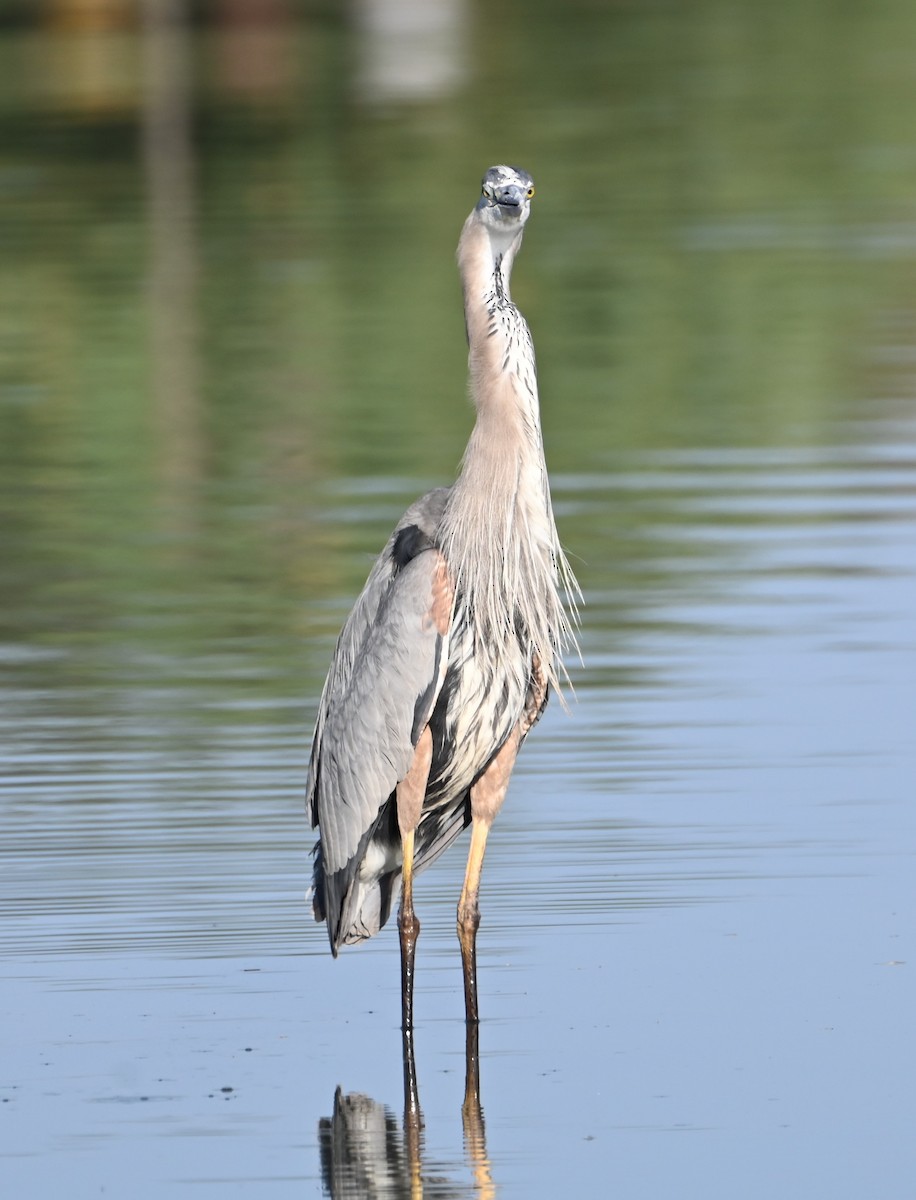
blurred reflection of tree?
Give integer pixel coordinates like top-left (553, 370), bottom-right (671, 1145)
top-left (140, 0), bottom-right (203, 503)
top-left (42, 0), bottom-right (138, 113)
top-left (211, 0), bottom-right (296, 103)
top-left (352, 0), bottom-right (468, 105)
top-left (46, 0), bottom-right (134, 32)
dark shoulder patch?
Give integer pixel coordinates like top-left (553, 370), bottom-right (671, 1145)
top-left (392, 523), bottom-right (434, 569)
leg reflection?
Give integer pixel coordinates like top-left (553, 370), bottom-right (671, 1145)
top-left (402, 1021), bottom-right (424, 1198)
top-left (461, 1020), bottom-right (495, 1200)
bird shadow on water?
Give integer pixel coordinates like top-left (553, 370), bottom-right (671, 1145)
top-left (318, 1023), bottom-right (494, 1199)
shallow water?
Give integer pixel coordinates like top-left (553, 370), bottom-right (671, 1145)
top-left (5, 433), bottom-right (915, 1199)
top-left (2, 4), bottom-right (916, 1198)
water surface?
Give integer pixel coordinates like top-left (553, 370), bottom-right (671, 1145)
top-left (2, 3), bottom-right (915, 1197)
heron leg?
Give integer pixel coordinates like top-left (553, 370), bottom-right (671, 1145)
top-left (397, 727), bottom-right (433, 1032)
top-left (457, 818), bottom-right (488, 1027)
top-left (399, 826), bottom-right (420, 1033)
top-left (457, 728), bottom-right (521, 1025)
top-left (401, 1018), bottom-right (422, 1137)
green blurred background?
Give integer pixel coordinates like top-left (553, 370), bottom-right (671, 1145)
top-left (1, 0), bottom-right (914, 710)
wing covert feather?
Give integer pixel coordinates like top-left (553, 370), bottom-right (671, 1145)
top-left (306, 488), bottom-right (449, 825)
top-left (311, 546), bottom-right (453, 875)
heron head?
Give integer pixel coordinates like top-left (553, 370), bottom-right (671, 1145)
top-left (476, 165), bottom-right (535, 234)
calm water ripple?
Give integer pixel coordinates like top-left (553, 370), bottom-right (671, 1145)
top-left (3, 433), bottom-right (914, 980)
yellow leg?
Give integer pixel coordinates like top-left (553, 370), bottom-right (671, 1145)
top-left (399, 827), bottom-right (420, 1033)
top-left (457, 817), bottom-right (491, 1025)
top-left (397, 727), bottom-right (432, 1033)
top-left (457, 727), bottom-right (520, 1024)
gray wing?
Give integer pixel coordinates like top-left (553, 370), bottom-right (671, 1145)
top-left (307, 489), bottom-right (452, 946)
top-left (306, 488), bottom-right (449, 827)
top-left (313, 546), bottom-right (453, 874)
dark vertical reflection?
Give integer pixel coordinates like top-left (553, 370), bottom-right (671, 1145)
top-left (318, 1026), bottom-right (494, 1197)
top-left (140, 0), bottom-right (202, 501)
top-left (461, 1022), bottom-right (494, 1200)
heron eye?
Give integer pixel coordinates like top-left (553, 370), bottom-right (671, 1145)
top-left (526, 186), bottom-right (535, 198)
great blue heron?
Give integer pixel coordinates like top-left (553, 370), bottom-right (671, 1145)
top-left (307, 165), bottom-right (578, 1031)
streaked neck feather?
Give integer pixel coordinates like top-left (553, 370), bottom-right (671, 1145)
top-left (441, 213), bottom-right (579, 696)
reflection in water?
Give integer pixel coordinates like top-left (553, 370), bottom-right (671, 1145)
top-left (459, 1025), bottom-right (493, 1200)
top-left (212, 0), bottom-right (297, 103)
top-left (319, 1025), bottom-right (493, 1199)
top-left (320, 1090), bottom-right (409, 1199)
top-left (352, 0), bottom-right (468, 105)
top-left (42, 0), bottom-right (139, 114)
top-left (140, 0), bottom-right (202, 500)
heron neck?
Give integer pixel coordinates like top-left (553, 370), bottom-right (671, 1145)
top-left (442, 216), bottom-right (561, 662)
top-left (458, 215), bottom-right (522, 367)
top-left (451, 215), bottom-right (546, 512)
top-left (456, 217), bottom-right (537, 432)
top-left (440, 210), bottom-right (578, 693)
